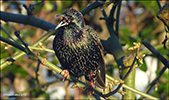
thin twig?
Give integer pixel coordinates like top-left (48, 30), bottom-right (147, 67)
top-left (22, 0), bottom-right (44, 15)
top-left (115, 1), bottom-right (122, 37)
top-left (0, 29), bottom-right (58, 70)
top-left (0, 36), bottom-right (27, 53)
top-left (14, 31), bottom-right (38, 59)
top-left (106, 3), bottom-right (117, 37)
top-left (35, 59), bottom-right (41, 86)
top-left (28, 46), bottom-right (55, 53)
top-left (1, 25), bottom-right (18, 44)
top-left (156, 0), bottom-right (161, 9)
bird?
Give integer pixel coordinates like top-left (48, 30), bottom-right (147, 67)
top-left (53, 8), bottom-right (106, 95)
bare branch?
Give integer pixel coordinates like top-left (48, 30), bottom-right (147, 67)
top-left (0, 11), bottom-right (56, 31)
top-left (142, 39), bottom-right (168, 68)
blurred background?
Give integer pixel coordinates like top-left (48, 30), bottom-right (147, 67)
top-left (1, 0), bottom-right (168, 99)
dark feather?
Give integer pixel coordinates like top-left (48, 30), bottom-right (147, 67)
top-left (53, 8), bottom-right (105, 89)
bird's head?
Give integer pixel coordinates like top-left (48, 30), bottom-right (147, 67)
top-left (55, 8), bottom-right (85, 30)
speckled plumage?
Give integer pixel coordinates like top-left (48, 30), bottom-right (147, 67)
top-left (53, 8), bottom-right (105, 89)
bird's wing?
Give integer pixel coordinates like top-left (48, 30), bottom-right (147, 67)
top-left (85, 25), bottom-right (106, 88)
top-left (95, 40), bottom-right (106, 89)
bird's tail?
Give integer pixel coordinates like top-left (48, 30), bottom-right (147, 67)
top-left (95, 57), bottom-right (106, 89)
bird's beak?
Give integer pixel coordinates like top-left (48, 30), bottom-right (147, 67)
top-left (55, 14), bottom-right (68, 30)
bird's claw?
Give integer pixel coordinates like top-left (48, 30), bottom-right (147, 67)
top-left (85, 83), bottom-right (94, 96)
top-left (85, 71), bottom-right (94, 96)
top-left (61, 70), bottom-right (69, 81)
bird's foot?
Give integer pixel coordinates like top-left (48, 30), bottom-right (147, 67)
top-left (85, 71), bottom-right (94, 96)
top-left (61, 70), bottom-right (69, 81)
top-left (85, 80), bottom-right (94, 95)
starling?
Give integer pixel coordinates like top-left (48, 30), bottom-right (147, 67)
top-left (53, 8), bottom-right (106, 95)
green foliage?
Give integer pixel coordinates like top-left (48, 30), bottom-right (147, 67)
top-left (139, 59), bottom-right (147, 72)
top-left (120, 26), bottom-right (134, 46)
top-left (139, 23), bottom-right (158, 41)
top-left (44, 2), bottom-right (54, 11)
top-left (31, 88), bottom-right (49, 98)
top-left (138, 1), bottom-right (159, 16)
top-left (3, 63), bottom-right (28, 78)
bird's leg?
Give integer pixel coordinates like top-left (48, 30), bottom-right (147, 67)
top-left (61, 70), bottom-right (69, 81)
top-left (85, 71), bottom-right (94, 95)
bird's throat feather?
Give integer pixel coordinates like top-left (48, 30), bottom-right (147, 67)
top-left (62, 26), bottom-right (89, 49)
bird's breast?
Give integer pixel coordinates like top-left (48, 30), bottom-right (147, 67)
top-left (62, 28), bottom-right (89, 49)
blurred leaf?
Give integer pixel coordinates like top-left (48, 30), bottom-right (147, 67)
top-left (139, 59), bottom-right (147, 72)
top-left (158, 48), bottom-right (168, 55)
top-left (138, 1), bottom-right (158, 16)
top-left (44, 2), bottom-right (54, 11)
top-left (31, 88), bottom-right (48, 98)
top-left (61, 1), bottom-right (73, 8)
top-left (20, 28), bottom-right (35, 44)
top-left (151, 68), bottom-right (169, 98)
top-left (120, 27), bottom-right (132, 40)
top-left (1, 24), bottom-right (11, 38)
top-left (2, 63), bottom-right (27, 78)
top-left (0, 44), bottom-right (8, 59)
top-left (120, 26), bottom-right (135, 46)
top-left (153, 82), bottom-right (168, 98)
top-left (139, 22), bottom-right (158, 41)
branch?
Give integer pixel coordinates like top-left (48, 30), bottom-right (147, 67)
top-left (35, 54), bottom-right (159, 99)
top-left (1, 5), bottom-right (125, 63)
top-left (0, 34), bottom-right (158, 99)
top-left (100, 2), bottom-right (125, 64)
top-left (1, 25), bottom-right (18, 43)
top-left (0, 2), bottom-right (163, 99)
top-left (0, 36), bottom-right (27, 53)
top-left (139, 42), bottom-right (169, 55)
top-left (17, 53), bottom-right (158, 99)
top-left (140, 39), bottom-right (169, 99)
top-left (0, 11), bottom-right (56, 31)
top-left (1, 8), bottom-right (125, 68)
top-left (115, 1), bottom-right (122, 37)
top-left (81, 1), bottom-right (103, 15)
top-left (0, 29), bottom-right (58, 70)
top-left (105, 74), bottom-right (158, 100)
top-left (139, 65), bottom-right (167, 100)
top-left (156, 0), bottom-right (161, 9)
top-left (142, 39), bottom-right (169, 68)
